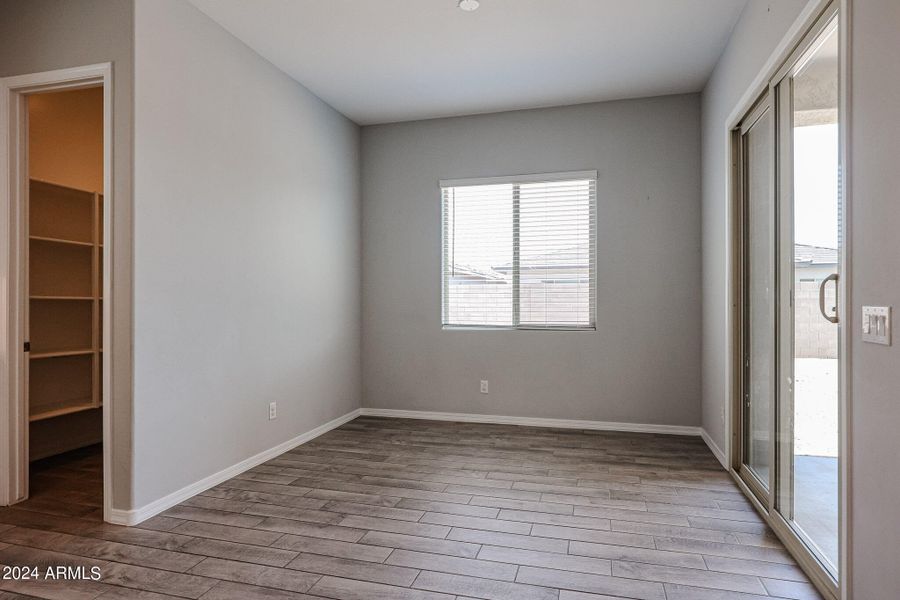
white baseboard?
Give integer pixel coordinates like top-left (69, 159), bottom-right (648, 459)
top-left (108, 408), bottom-right (361, 526)
top-left (359, 408), bottom-right (702, 437)
top-left (701, 428), bottom-right (727, 468)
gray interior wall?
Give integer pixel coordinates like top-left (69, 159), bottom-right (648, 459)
top-left (132, 0), bottom-right (361, 509)
top-left (848, 0), bottom-right (900, 595)
top-left (361, 95), bottom-right (701, 426)
top-left (0, 0), bottom-right (134, 511)
top-left (699, 0), bottom-right (808, 452)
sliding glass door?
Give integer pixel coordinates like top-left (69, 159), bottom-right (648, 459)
top-left (734, 3), bottom-right (841, 596)
top-left (775, 13), bottom-right (840, 578)
top-left (737, 94), bottom-right (775, 503)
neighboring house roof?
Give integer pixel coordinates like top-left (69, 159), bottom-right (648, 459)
top-left (453, 243), bottom-right (835, 280)
top-left (493, 242), bottom-right (591, 274)
top-left (447, 264), bottom-right (507, 281)
top-left (449, 243), bottom-right (591, 282)
top-left (795, 244), bottom-right (838, 267)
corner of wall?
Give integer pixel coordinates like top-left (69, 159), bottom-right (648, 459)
top-left (701, 427), bottom-right (727, 468)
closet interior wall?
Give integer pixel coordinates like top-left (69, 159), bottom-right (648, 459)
top-left (27, 86), bottom-right (104, 460)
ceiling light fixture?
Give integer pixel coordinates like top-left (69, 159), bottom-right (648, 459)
top-left (458, 0), bottom-right (480, 12)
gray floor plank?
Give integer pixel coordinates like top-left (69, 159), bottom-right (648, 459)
top-left (285, 553), bottom-right (418, 586)
top-left (169, 521), bottom-right (283, 547)
top-left (419, 512), bottom-right (532, 535)
top-left (189, 558), bottom-right (321, 593)
top-left (360, 531), bottom-right (482, 559)
top-left (178, 538), bottom-right (298, 568)
top-left (611, 561), bottom-right (767, 594)
top-left (412, 570), bottom-right (558, 600)
top-left (468, 496), bottom-right (574, 516)
top-left (100, 563), bottom-right (218, 599)
top-left (385, 549), bottom-right (518, 581)
top-left (663, 583), bottom-right (783, 600)
top-left (337, 515), bottom-right (450, 539)
top-left (530, 524), bottom-right (655, 549)
top-left (515, 565), bottom-right (665, 600)
top-left (761, 578), bottom-right (824, 599)
top-left (703, 554), bottom-right (807, 581)
top-left (653, 537), bottom-right (796, 564)
top-left (160, 507), bottom-right (264, 530)
top-left (394, 499), bottom-right (499, 519)
top-left (448, 528), bottom-right (569, 554)
top-left (567, 540), bottom-right (706, 569)
top-left (197, 580), bottom-right (316, 600)
top-left (270, 535), bottom-right (392, 563)
top-left (320, 501), bottom-right (424, 522)
top-left (308, 575), bottom-right (454, 600)
top-left (477, 545), bottom-right (613, 576)
top-left (254, 518), bottom-right (365, 542)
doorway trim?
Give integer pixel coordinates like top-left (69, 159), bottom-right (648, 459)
top-left (0, 63), bottom-right (115, 522)
top-left (724, 1), bottom-right (851, 598)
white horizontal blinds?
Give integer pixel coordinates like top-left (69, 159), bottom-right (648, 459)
top-left (442, 173), bottom-right (596, 329)
top-left (518, 179), bottom-right (595, 328)
top-left (443, 183), bottom-right (514, 326)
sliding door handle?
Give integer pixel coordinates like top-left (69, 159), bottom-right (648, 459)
top-left (818, 273), bottom-right (839, 324)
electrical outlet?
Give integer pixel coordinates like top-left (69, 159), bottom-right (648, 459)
top-left (720, 405), bottom-right (725, 424)
top-left (480, 380), bottom-right (489, 394)
top-left (269, 402), bottom-right (277, 420)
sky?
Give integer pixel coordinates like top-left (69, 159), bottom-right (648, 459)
top-left (794, 124), bottom-right (839, 249)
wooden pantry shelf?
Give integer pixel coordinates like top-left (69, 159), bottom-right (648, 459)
top-left (29, 235), bottom-right (94, 247)
top-left (27, 179), bottom-right (104, 432)
top-left (30, 295), bottom-right (94, 301)
top-left (29, 401), bottom-right (98, 422)
top-left (30, 348), bottom-right (94, 360)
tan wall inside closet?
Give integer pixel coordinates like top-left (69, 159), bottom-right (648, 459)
top-left (29, 87), bottom-right (103, 193)
top-left (28, 87), bottom-right (103, 461)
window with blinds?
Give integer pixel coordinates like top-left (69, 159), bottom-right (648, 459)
top-left (441, 171), bottom-right (597, 330)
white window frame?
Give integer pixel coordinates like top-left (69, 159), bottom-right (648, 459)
top-left (440, 170), bottom-right (598, 331)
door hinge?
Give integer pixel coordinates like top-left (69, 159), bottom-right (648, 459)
top-left (23, 341), bottom-right (30, 352)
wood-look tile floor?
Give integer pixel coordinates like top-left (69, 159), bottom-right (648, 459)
top-left (13, 444), bottom-right (104, 523)
top-left (0, 417), bottom-right (822, 600)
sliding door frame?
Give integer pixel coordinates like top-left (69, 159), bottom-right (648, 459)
top-left (726, 1), bottom-right (850, 598)
top-left (732, 90), bottom-right (776, 507)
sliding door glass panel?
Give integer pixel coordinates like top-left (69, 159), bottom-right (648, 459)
top-left (742, 103), bottom-right (775, 492)
top-left (779, 19), bottom-right (840, 576)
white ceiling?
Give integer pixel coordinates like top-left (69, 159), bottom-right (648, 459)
top-left (189, 0), bottom-right (747, 125)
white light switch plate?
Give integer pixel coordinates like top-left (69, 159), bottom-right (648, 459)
top-left (862, 306), bottom-right (891, 345)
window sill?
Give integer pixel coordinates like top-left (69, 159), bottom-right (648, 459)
top-left (442, 325), bottom-right (596, 332)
